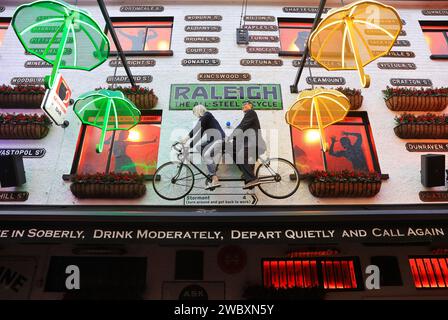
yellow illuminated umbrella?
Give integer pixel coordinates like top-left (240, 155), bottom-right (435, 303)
top-left (308, 0), bottom-right (402, 87)
top-left (286, 88), bottom-right (350, 152)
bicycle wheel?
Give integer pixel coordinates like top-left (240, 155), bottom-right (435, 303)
top-left (256, 158), bottom-right (300, 199)
top-left (152, 161), bottom-right (195, 200)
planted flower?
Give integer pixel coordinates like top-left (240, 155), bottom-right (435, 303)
top-left (333, 87), bottom-right (363, 110)
top-left (0, 84), bottom-right (46, 109)
top-left (394, 113), bottom-right (448, 139)
top-left (0, 113), bottom-right (52, 139)
top-left (70, 172), bottom-right (146, 199)
top-left (308, 170), bottom-right (382, 198)
top-left (96, 86), bottom-right (158, 109)
top-left (383, 86), bottom-right (448, 112)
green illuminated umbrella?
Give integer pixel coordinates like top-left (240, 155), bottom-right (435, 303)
top-left (12, 0), bottom-right (110, 88)
top-left (73, 89), bottom-right (141, 153)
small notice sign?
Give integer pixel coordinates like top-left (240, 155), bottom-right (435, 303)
top-left (184, 194), bottom-right (258, 206)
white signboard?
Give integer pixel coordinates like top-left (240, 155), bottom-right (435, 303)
top-left (41, 73), bottom-right (72, 126)
top-left (185, 194), bottom-right (258, 206)
top-left (0, 257), bottom-right (36, 300)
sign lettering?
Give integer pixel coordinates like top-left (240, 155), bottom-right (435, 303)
top-left (170, 84), bottom-right (282, 110)
top-left (0, 148), bottom-right (46, 158)
top-left (184, 36), bottom-right (220, 43)
top-left (248, 35), bottom-right (279, 42)
top-left (119, 6), bottom-right (164, 12)
top-left (197, 73), bottom-right (251, 81)
top-left (420, 191), bottom-right (448, 202)
top-left (185, 15), bottom-right (222, 21)
top-left (244, 16), bottom-right (275, 22)
top-left (374, 50), bottom-right (415, 58)
top-left (306, 76), bottom-right (346, 85)
top-left (390, 78), bottom-right (433, 87)
top-left (11, 77), bottom-right (44, 85)
top-left (246, 46), bottom-right (280, 54)
top-left (106, 75), bottom-right (153, 84)
top-left (240, 59), bottom-right (283, 66)
top-left (377, 62), bottom-right (416, 70)
top-left (109, 59), bottom-right (156, 67)
top-left (406, 143), bottom-right (448, 152)
top-left (24, 60), bottom-right (53, 68)
top-left (186, 47), bottom-right (218, 54)
top-left (0, 192), bottom-right (29, 202)
top-left (185, 25), bottom-right (221, 32)
top-left (182, 59), bottom-right (220, 66)
top-left (422, 10), bottom-right (448, 16)
top-left (368, 39), bottom-right (411, 46)
top-left (283, 7), bottom-right (331, 13)
top-left (243, 25), bottom-right (278, 31)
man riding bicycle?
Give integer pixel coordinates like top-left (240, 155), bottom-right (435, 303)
top-left (181, 104), bottom-right (225, 190)
top-left (227, 100), bottom-right (266, 189)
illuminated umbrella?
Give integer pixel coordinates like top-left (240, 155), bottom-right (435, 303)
top-left (12, 0), bottom-right (110, 88)
top-left (286, 88), bottom-right (350, 152)
top-left (308, 0), bottom-right (402, 87)
top-left (73, 89), bottom-right (141, 153)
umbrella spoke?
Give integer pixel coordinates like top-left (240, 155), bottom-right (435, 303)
top-left (70, 23), bottom-right (77, 66)
top-left (352, 19), bottom-right (395, 39)
top-left (319, 99), bottom-right (335, 123)
top-left (352, 22), bottom-right (375, 60)
top-left (19, 17), bottom-right (64, 36)
top-left (320, 96), bottom-right (349, 112)
top-left (111, 99), bottom-right (119, 129)
top-left (316, 22), bottom-right (344, 60)
top-left (43, 22), bottom-right (65, 57)
top-left (77, 96), bottom-right (104, 114)
top-left (341, 24), bottom-right (348, 68)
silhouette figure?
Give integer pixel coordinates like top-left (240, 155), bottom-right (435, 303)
top-left (105, 131), bottom-right (158, 173)
top-left (294, 30), bottom-right (310, 52)
top-left (329, 131), bottom-right (369, 172)
top-left (116, 29), bottom-right (158, 51)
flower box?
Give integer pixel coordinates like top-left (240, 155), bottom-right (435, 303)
top-left (98, 86), bottom-right (158, 109)
top-left (383, 87), bottom-right (448, 112)
top-left (0, 113), bottom-right (51, 139)
top-left (0, 85), bottom-right (46, 109)
top-left (334, 87), bottom-right (363, 110)
top-left (308, 171), bottom-right (382, 198)
top-left (70, 173), bottom-right (146, 199)
top-left (394, 113), bottom-right (448, 139)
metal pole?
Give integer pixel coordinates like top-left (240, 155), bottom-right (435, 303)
top-left (97, 0), bottom-right (136, 87)
top-left (290, 0), bottom-right (327, 93)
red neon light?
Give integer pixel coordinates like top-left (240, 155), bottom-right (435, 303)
top-left (409, 257), bottom-right (448, 289)
top-left (263, 258), bottom-right (358, 290)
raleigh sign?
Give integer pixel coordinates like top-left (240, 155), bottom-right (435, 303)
top-left (170, 84), bottom-right (282, 110)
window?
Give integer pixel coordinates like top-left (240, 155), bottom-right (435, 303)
top-left (262, 257), bottom-right (363, 290)
top-left (108, 18), bottom-right (173, 56)
top-left (290, 111), bottom-right (381, 174)
top-left (278, 18), bottom-right (313, 56)
top-left (70, 112), bottom-right (162, 177)
top-left (420, 21), bottom-right (448, 59)
top-left (0, 19), bottom-right (10, 47)
top-left (409, 256), bottom-right (448, 289)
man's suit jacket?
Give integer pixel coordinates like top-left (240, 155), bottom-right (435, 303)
top-left (230, 109), bottom-right (266, 155)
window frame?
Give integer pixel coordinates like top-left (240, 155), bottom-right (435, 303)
top-left (420, 20), bottom-right (448, 60)
top-left (277, 17), bottom-right (314, 57)
top-left (107, 17), bottom-right (174, 57)
top-left (65, 110), bottom-right (163, 181)
top-left (289, 111), bottom-right (382, 175)
top-left (0, 17), bottom-right (11, 48)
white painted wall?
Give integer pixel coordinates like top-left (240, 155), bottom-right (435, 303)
top-left (1, 1), bottom-right (448, 208)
